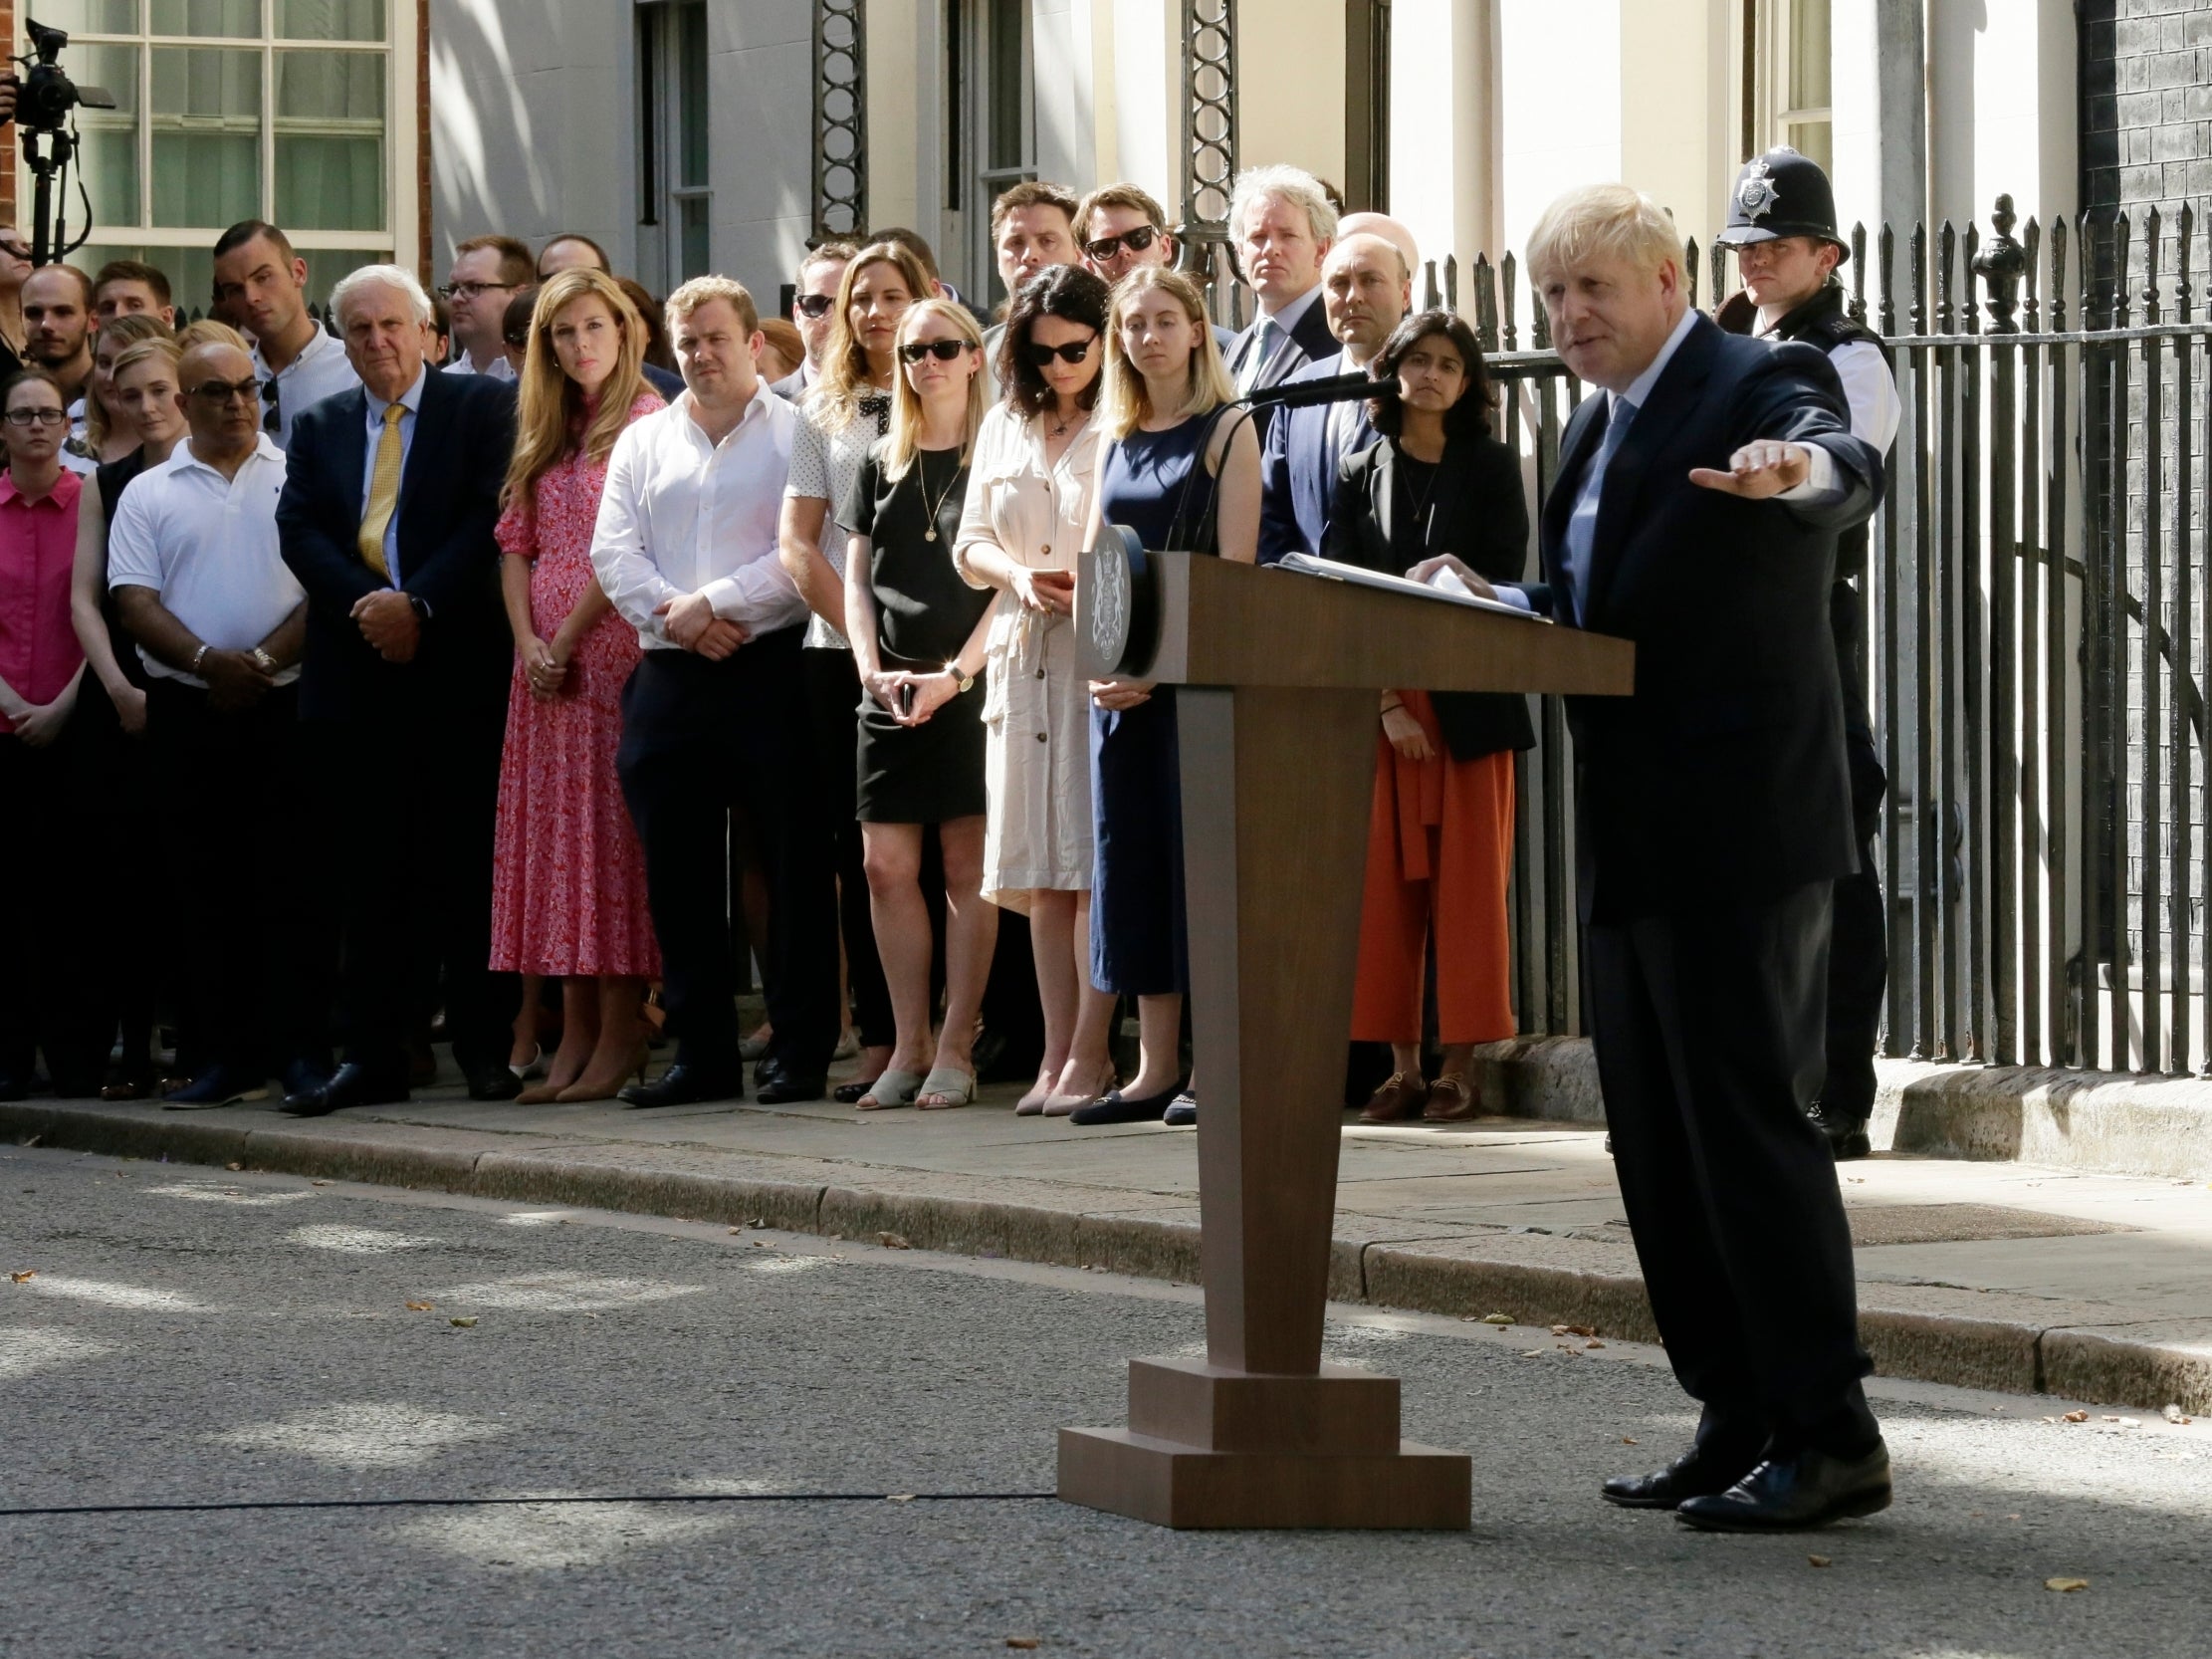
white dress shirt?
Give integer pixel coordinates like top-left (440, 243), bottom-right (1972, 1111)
top-left (358, 365), bottom-right (426, 586)
top-left (592, 383), bottom-right (807, 649)
top-left (106, 434), bottom-right (303, 687)
top-left (446, 348), bottom-right (516, 382)
top-left (255, 325), bottom-right (361, 451)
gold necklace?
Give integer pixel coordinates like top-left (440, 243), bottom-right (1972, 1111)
top-left (919, 448), bottom-right (962, 542)
top-left (1047, 404), bottom-right (1087, 440)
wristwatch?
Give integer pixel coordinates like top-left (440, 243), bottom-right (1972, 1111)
top-left (946, 664), bottom-right (975, 694)
top-left (188, 643), bottom-right (209, 674)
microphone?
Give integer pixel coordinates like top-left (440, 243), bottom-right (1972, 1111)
top-left (1240, 369), bottom-right (1398, 410)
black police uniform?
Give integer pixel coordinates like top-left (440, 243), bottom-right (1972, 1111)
top-left (1714, 148), bottom-right (1891, 1158)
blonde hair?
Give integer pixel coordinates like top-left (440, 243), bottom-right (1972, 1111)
top-left (664, 274), bottom-right (759, 339)
top-left (882, 299), bottom-right (986, 481)
top-left (88, 313), bottom-right (171, 450)
top-left (176, 319), bottom-right (253, 356)
top-left (1524, 184), bottom-right (1682, 290)
top-left (111, 337), bottom-right (182, 386)
top-left (810, 241), bottom-right (935, 434)
top-left (503, 268), bottom-right (655, 514)
top-left (1098, 267), bottom-right (1235, 440)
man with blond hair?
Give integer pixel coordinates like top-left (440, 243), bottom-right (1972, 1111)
top-left (592, 276), bottom-right (837, 1108)
top-left (1223, 164), bottom-right (1339, 408)
top-left (1425, 183), bottom-right (1888, 1532)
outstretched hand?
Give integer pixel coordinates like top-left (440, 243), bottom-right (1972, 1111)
top-left (1689, 440), bottom-right (1812, 499)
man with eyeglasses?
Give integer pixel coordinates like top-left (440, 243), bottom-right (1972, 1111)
top-left (109, 341), bottom-right (318, 1108)
top-left (1077, 183), bottom-right (1236, 352)
top-left (212, 220), bottom-right (359, 452)
top-left (772, 241), bottom-right (854, 400)
top-left (439, 234), bottom-right (533, 381)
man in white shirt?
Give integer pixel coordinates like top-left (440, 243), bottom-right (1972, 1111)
top-left (593, 276), bottom-right (839, 1108)
top-left (110, 339), bottom-right (318, 1108)
top-left (212, 220), bottom-right (362, 451)
top-left (439, 234), bottom-right (531, 381)
top-left (1224, 165), bottom-right (1340, 421)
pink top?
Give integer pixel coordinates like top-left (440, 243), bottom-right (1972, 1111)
top-left (0, 468), bottom-right (84, 733)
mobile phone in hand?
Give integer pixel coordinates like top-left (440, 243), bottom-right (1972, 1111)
top-left (896, 680), bottom-right (916, 718)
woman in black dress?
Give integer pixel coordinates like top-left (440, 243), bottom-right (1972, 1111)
top-left (841, 298), bottom-right (997, 1109)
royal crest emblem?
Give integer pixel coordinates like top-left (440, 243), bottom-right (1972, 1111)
top-left (1735, 157), bottom-right (1780, 222)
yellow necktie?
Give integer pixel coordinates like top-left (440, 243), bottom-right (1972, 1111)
top-left (357, 401), bottom-right (405, 579)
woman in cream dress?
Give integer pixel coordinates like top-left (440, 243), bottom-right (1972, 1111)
top-left (953, 265), bottom-right (1120, 1115)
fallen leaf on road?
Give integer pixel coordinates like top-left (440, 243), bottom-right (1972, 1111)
top-left (2063, 1410), bottom-right (2089, 1423)
top-left (1586, 1339), bottom-right (1606, 1349)
top-left (1807, 1555), bottom-right (1831, 1568)
top-left (878, 1233), bottom-right (912, 1250)
top-left (886, 1493), bottom-right (915, 1503)
top-left (730, 1227), bottom-right (746, 1235)
top-left (1621, 1437), bottom-right (1638, 1446)
top-left (449, 1316), bottom-right (478, 1328)
top-left (225, 1162), bottom-right (243, 1171)
top-left (2163, 1404), bottom-right (2189, 1424)
top-left (405, 1301), bottom-right (434, 1311)
top-left (1006, 1641), bottom-right (1040, 1651)
top-left (311, 1180), bottom-right (331, 1187)
top-left (1480, 1313), bottom-right (1514, 1325)
top-left (9, 1270), bottom-right (35, 1284)
top-left (2117, 1417), bottom-right (2142, 1428)
top-left (2045, 1577), bottom-right (2089, 1593)
top-left (1520, 1349), bottom-right (1545, 1358)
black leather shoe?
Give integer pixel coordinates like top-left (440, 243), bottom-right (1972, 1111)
top-left (755, 1067), bottom-right (826, 1104)
top-left (1675, 1442), bottom-right (1892, 1532)
top-left (1602, 1439), bottom-right (1767, 1510)
top-left (283, 1062), bottom-right (408, 1117)
top-left (618, 1063), bottom-right (744, 1109)
top-left (1069, 1085), bottom-right (1179, 1126)
top-left (1808, 1100), bottom-right (1873, 1160)
top-left (464, 1064), bottom-right (524, 1102)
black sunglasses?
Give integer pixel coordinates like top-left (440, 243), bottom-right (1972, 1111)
top-left (189, 376), bottom-right (265, 404)
top-left (794, 293), bottom-right (835, 319)
top-left (1082, 224), bottom-right (1159, 262)
top-left (261, 373), bottom-right (281, 433)
top-left (898, 339), bottom-right (971, 363)
top-left (1024, 338), bottom-right (1096, 366)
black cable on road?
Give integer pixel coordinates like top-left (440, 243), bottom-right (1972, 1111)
top-left (0, 1492), bottom-right (1059, 1520)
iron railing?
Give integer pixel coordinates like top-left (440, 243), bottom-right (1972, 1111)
top-left (1461, 196), bottom-right (2211, 1078)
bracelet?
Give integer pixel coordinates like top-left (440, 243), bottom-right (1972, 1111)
top-left (188, 643), bottom-right (210, 674)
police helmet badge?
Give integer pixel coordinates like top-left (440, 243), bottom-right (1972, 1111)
top-left (1735, 156), bottom-right (1781, 222)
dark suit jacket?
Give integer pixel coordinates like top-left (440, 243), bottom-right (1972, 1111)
top-left (641, 361), bottom-right (686, 400)
top-left (1321, 432), bottom-right (1535, 760)
top-left (1531, 314), bottom-right (1882, 921)
top-left (1229, 293), bottom-right (1339, 445)
top-left (277, 368), bottom-right (518, 725)
top-left (1257, 352), bottom-right (1378, 565)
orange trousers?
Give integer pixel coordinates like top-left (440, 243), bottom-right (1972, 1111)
top-left (1350, 691), bottom-right (1516, 1046)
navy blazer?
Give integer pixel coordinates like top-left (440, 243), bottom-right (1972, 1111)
top-left (1257, 351), bottom-right (1379, 565)
top-left (277, 368), bottom-right (518, 724)
top-left (1534, 314), bottom-right (1882, 922)
top-left (1228, 293), bottom-right (1339, 445)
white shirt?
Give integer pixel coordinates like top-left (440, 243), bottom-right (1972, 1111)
top-left (592, 383), bottom-right (806, 650)
top-left (359, 365), bottom-right (427, 585)
top-left (255, 325), bottom-right (360, 451)
top-left (446, 349), bottom-right (516, 382)
top-left (106, 434), bottom-right (302, 687)
top-left (785, 388), bottom-right (891, 650)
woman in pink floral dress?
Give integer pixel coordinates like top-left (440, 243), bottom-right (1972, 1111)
top-left (490, 268), bottom-right (664, 1101)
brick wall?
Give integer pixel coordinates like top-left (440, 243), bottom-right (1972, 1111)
top-left (2080, 0), bottom-right (2212, 212)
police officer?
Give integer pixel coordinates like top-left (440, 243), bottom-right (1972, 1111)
top-left (1714, 147), bottom-right (1900, 1162)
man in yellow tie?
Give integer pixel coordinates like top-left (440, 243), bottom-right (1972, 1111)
top-left (275, 264), bottom-right (523, 1115)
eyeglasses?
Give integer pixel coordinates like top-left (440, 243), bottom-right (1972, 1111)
top-left (437, 280), bottom-right (518, 302)
top-left (503, 330), bottom-right (531, 349)
top-left (1024, 338), bottom-right (1096, 366)
top-left (1082, 224), bottom-right (1160, 262)
top-left (898, 339), bottom-right (972, 363)
top-left (188, 376), bottom-right (266, 405)
top-left (794, 293), bottom-right (836, 320)
top-left (2, 407), bottom-right (68, 427)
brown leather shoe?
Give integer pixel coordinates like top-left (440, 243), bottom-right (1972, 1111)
top-left (1423, 1072), bottom-right (1481, 1121)
top-left (1358, 1069), bottom-right (1429, 1123)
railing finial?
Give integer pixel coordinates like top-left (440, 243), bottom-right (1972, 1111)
top-left (1973, 192), bottom-right (2026, 334)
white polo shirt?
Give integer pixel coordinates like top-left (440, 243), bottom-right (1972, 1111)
top-left (254, 324), bottom-right (360, 451)
top-left (106, 433), bottom-right (303, 687)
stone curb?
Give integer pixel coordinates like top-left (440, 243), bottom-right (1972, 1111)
top-left (7, 1101), bottom-right (2205, 1416)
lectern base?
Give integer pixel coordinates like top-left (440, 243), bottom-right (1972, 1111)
top-left (1057, 1427), bottom-right (1470, 1530)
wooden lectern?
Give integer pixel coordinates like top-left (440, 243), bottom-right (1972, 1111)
top-left (1058, 544), bottom-right (1635, 1530)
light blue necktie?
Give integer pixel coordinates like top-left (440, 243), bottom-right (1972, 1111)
top-left (1562, 396), bottom-right (1638, 624)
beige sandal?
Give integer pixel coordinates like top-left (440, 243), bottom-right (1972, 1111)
top-left (917, 1066), bottom-right (977, 1110)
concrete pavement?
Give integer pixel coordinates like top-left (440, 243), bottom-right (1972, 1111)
top-left (5, 1061), bottom-right (2209, 1417)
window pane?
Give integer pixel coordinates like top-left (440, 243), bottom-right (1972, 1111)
top-left (151, 48), bottom-right (262, 227)
top-left (1784, 119), bottom-right (1834, 179)
top-left (276, 51), bottom-right (386, 230)
top-left (69, 43), bottom-right (141, 234)
top-left (276, 0), bottom-right (387, 41)
top-left (300, 246), bottom-right (387, 314)
top-left (33, 2), bottom-right (140, 31)
top-left (676, 2), bottom-right (708, 189)
top-left (987, 0), bottom-right (1027, 172)
top-left (74, 244), bottom-right (212, 321)
top-left (150, 0), bottom-right (261, 36)
top-left (1788, 0), bottom-right (1831, 113)
top-left (679, 198), bottom-right (709, 281)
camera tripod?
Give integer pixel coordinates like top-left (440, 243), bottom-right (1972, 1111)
top-left (21, 120), bottom-right (84, 266)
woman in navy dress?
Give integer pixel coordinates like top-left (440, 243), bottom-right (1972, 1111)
top-left (1069, 266), bottom-right (1261, 1126)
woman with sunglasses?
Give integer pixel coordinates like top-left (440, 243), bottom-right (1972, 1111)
top-left (949, 265), bottom-right (1119, 1116)
top-left (840, 300), bottom-right (996, 1110)
top-left (1068, 266), bottom-right (1261, 1128)
top-left (82, 315), bottom-right (172, 466)
top-left (776, 239), bottom-right (936, 1099)
top-left (64, 337), bottom-right (188, 1097)
top-left (487, 269), bottom-right (665, 1104)
top-left (1320, 310), bottom-right (1531, 1124)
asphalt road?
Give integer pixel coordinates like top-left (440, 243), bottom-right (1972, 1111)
top-left (2, 1144), bottom-right (2205, 1659)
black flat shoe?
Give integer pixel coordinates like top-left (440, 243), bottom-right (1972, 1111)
top-left (1603, 1439), bottom-right (1767, 1510)
top-left (1675, 1443), bottom-right (1892, 1533)
top-left (283, 1062), bottom-right (408, 1117)
top-left (756, 1070), bottom-right (826, 1104)
top-left (464, 1065), bottom-right (524, 1101)
top-left (1808, 1100), bottom-right (1873, 1160)
top-left (831, 1076), bottom-right (880, 1104)
top-left (619, 1063), bottom-right (744, 1109)
top-left (1069, 1085), bottom-right (1180, 1126)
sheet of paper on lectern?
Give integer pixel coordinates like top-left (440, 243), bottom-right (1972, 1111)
top-left (1272, 553), bottom-right (1547, 621)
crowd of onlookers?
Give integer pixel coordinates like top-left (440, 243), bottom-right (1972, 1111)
top-left (0, 161), bottom-right (1533, 1128)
